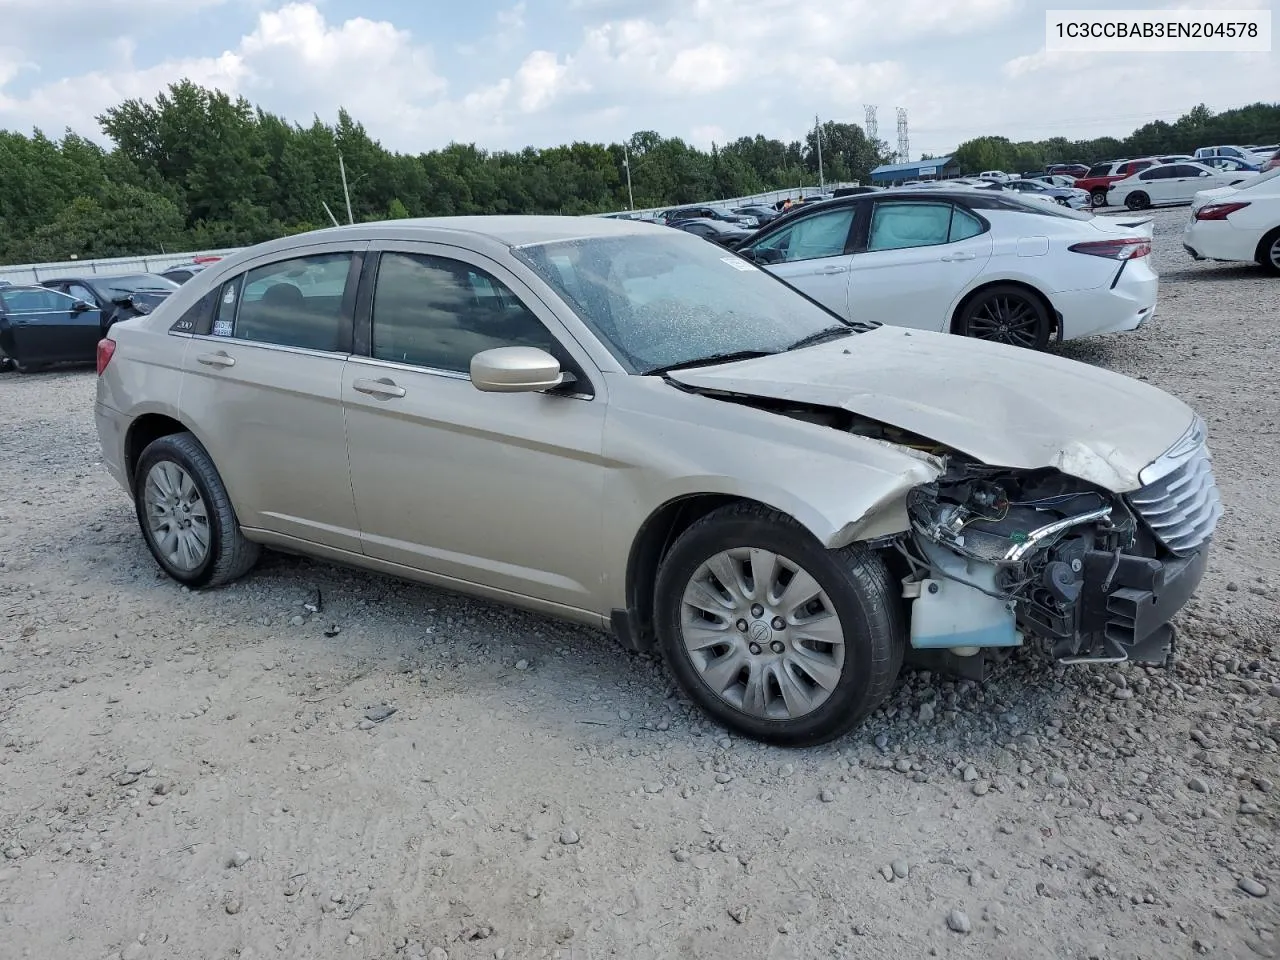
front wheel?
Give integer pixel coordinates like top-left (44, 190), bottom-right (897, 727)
top-left (653, 503), bottom-right (904, 746)
top-left (956, 284), bottom-right (1052, 350)
top-left (133, 432), bottom-right (260, 588)
top-left (1125, 191), bottom-right (1150, 211)
top-left (1090, 188), bottom-right (1108, 207)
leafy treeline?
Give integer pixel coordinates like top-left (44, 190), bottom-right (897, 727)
top-left (0, 82), bottom-right (1276, 265)
top-left (951, 102), bottom-right (1280, 174)
top-left (0, 81), bottom-right (885, 264)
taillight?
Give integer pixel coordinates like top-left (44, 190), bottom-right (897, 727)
top-left (96, 338), bottom-right (116, 375)
top-left (1067, 238), bottom-right (1152, 260)
top-left (1194, 201), bottom-right (1250, 221)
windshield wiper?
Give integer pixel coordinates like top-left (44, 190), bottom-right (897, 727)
top-left (647, 350), bottom-right (774, 376)
top-left (784, 325), bottom-right (856, 352)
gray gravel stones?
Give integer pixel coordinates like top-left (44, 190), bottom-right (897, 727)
top-left (363, 704), bottom-right (396, 723)
top-left (1188, 777), bottom-right (1210, 794)
top-left (819, 788), bottom-right (835, 803)
top-left (946, 909), bottom-right (971, 934)
top-left (1049, 771), bottom-right (1070, 789)
top-left (891, 860), bottom-right (909, 880)
top-left (559, 828), bottom-right (580, 845)
top-left (1238, 878), bottom-right (1268, 898)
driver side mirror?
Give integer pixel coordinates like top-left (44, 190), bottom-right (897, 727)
top-left (470, 347), bottom-right (564, 393)
top-left (71, 300), bottom-right (93, 313)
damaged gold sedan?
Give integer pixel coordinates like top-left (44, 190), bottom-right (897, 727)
top-left (95, 216), bottom-right (1223, 745)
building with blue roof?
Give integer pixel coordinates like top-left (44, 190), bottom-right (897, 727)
top-left (870, 156), bottom-right (959, 184)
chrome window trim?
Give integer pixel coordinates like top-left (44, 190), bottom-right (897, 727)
top-left (186, 333), bottom-right (349, 361)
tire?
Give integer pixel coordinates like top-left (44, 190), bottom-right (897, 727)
top-left (1090, 188), bottom-right (1108, 207)
top-left (1257, 227), bottom-right (1280, 275)
top-left (133, 431), bottom-right (260, 588)
top-left (955, 284), bottom-right (1052, 350)
top-left (653, 503), bottom-right (904, 747)
top-left (1125, 191), bottom-right (1150, 211)
top-left (1056, 197), bottom-right (1069, 206)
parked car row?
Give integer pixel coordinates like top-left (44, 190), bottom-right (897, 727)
top-left (0, 273), bottom-right (178, 372)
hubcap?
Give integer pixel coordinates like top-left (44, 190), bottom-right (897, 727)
top-left (143, 461), bottom-right (210, 572)
top-left (679, 548), bottom-right (846, 721)
top-left (1270, 236), bottom-right (1280, 269)
top-left (968, 295), bottom-right (1041, 348)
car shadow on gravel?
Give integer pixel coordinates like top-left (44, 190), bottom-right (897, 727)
top-left (1157, 263), bottom-right (1269, 283)
top-left (30, 485), bottom-right (1093, 766)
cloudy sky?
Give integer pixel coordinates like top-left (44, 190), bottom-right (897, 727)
top-left (0, 0), bottom-right (1275, 156)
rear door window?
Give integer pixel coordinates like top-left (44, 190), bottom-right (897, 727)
top-left (232, 253), bottom-right (355, 352)
top-left (867, 202), bottom-right (954, 251)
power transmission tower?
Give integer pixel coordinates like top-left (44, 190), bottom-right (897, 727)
top-left (863, 105), bottom-right (877, 143)
top-left (895, 108), bottom-right (909, 164)
top-left (814, 115), bottom-right (824, 191)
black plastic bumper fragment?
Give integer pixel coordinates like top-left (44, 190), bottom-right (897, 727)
top-left (1072, 546), bottom-right (1209, 662)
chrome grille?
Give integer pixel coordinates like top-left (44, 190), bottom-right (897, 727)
top-left (1128, 441), bottom-right (1223, 555)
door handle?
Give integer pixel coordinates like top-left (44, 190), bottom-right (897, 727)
top-left (196, 352), bottom-right (235, 367)
top-left (940, 252), bottom-right (976, 262)
top-left (353, 377), bottom-right (406, 399)
top-left (816, 264), bottom-right (848, 274)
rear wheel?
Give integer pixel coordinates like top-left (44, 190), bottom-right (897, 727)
top-left (653, 503), bottom-right (904, 746)
top-left (1257, 227), bottom-right (1280, 275)
top-left (134, 432), bottom-right (260, 588)
top-left (956, 284), bottom-right (1052, 350)
top-left (1125, 191), bottom-right (1151, 211)
top-left (1090, 188), bottom-right (1108, 207)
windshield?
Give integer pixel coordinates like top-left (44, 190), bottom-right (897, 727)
top-left (96, 274), bottom-right (179, 297)
top-left (514, 232), bottom-right (857, 374)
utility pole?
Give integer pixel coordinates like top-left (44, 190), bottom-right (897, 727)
top-left (338, 153), bottom-right (354, 225)
top-left (623, 143), bottom-right (635, 210)
top-left (815, 115), bottom-right (825, 192)
top-left (321, 201), bottom-right (342, 228)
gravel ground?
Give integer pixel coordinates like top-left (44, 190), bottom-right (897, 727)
top-left (2, 205), bottom-right (1278, 960)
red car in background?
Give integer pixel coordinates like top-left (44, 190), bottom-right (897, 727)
top-left (1264, 149), bottom-right (1280, 172)
top-left (1075, 159), bottom-right (1160, 207)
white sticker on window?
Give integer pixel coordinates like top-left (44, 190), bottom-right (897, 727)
top-left (720, 256), bottom-right (757, 272)
top-left (222, 288), bottom-right (236, 305)
top-left (212, 319), bottom-right (233, 337)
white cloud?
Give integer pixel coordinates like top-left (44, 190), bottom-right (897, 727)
top-left (514, 50), bottom-right (582, 113)
top-left (666, 44), bottom-right (739, 94)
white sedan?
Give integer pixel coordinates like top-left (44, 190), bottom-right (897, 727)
top-left (1109, 161), bottom-right (1256, 211)
top-left (737, 189), bottom-right (1157, 350)
top-left (1183, 167), bottom-right (1280, 274)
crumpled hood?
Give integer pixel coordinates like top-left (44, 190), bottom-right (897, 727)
top-left (669, 327), bottom-right (1196, 492)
